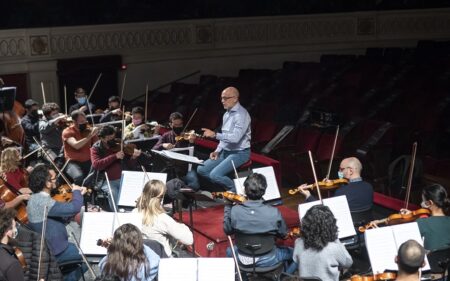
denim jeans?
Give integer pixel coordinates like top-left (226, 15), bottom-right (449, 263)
top-left (197, 148), bottom-right (250, 192)
top-left (55, 243), bottom-right (87, 281)
top-left (101, 179), bottom-right (121, 212)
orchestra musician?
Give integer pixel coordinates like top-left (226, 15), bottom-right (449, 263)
top-left (292, 204), bottom-right (352, 281)
top-left (198, 86), bottom-right (251, 192)
top-left (99, 223), bottom-right (160, 281)
top-left (0, 108), bottom-right (24, 145)
top-left (223, 173), bottom-right (296, 277)
top-left (90, 125), bottom-right (142, 211)
top-left (124, 106), bottom-right (160, 140)
top-left (395, 240), bottom-right (426, 281)
top-left (0, 147), bottom-right (33, 194)
top-left (99, 96), bottom-right (122, 123)
top-left (134, 179), bottom-right (193, 257)
top-left (39, 102), bottom-right (67, 161)
top-left (298, 157), bottom-right (374, 219)
top-left (27, 163), bottom-right (88, 281)
top-left (62, 110), bottom-right (99, 185)
top-left (0, 209), bottom-right (24, 281)
top-left (20, 99), bottom-right (41, 152)
top-left (68, 87), bottom-right (96, 115)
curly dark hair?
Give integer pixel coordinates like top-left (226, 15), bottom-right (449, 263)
top-left (301, 205), bottom-right (338, 250)
top-left (244, 173), bottom-right (267, 200)
top-left (28, 163), bottom-right (51, 193)
top-left (98, 125), bottom-right (116, 138)
top-left (41, 102), bottom-right (60, 118)
top-left (0, 208), bottom-right (16, 238)
top-left (131, 106), bottom-right (144, 116)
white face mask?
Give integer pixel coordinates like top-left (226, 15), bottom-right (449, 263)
top-left (337, 171), bottom-right (344, 179)
top-left (421, 200), bottom-right (431, 209)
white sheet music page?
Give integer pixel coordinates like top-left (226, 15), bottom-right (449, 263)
top-left (158, 258), bottom-right (198, 281)
top-left (365, 226), bottom-right (399, 274)
top-left (153, 149), bottom-right (204, 164)
top-left (253, 166), bottom-right (281, 201)
top-left (233, 177), bottom-right (247, 196)
top-left (118, 171), bottom-right (167, 207)
top-left (80, 212), bottom-right (143, 256)
top-left (197, 258), bottom-right (235, 281)
top-left (298, 196), bottom-right (355, 239)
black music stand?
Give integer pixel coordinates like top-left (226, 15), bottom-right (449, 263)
top-left (0, 87), bottom-right (16, 112)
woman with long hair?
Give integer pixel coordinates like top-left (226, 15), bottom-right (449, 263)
top-left (99, 223), bottom-right (160, 281)
top-left (134, 180), bottom-right (193, 257)
top-left (0, 147), bottom-right (32, 194)
top-left (413, 184), bottom-right (450, 251)
top-left (293, 205), bottom-right (352, 280)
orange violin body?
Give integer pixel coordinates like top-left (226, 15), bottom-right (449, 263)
top-left (350, 272), bottom-right (396, 281)
top-left (0, 181), bottom-right (28, 224)
top-left (212, 191), bottom-right (246, 204)
top-left (289, 178), bottom-right (349, 195)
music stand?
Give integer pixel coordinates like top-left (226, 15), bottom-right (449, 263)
top-left (151, 149), bottom-right (204, 180)
top-left (0, 87), bottom-right (16, 112)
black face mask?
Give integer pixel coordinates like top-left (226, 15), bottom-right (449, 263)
top-left (78, 123), bottom-right (87, 132)
top-left (107, 139), bottom-right (117, 147)
top-left (30, 110), bottom-right (39, 117)
top-left (173, 127), bottom-right (183, 135)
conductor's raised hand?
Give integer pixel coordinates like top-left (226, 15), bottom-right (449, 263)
top-left (202, 128), bottom-right (216, 138)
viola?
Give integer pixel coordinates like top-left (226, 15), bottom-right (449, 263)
top-left (175, 130), bottom-right (202, 142)
top-left (358, 208), bottom-right (431, 233)
top-left (288, 178), bottom-right (348, 195)
top-left (51, 184), bottom-right (73, 203)
top-left (350, 272), bottom-right (396, 281)
top-left (288, 227), bottom-right (301, 238)
top-left (212, 191), bottom-right (247, 204)
top-left (13, 246), bottom-right (27, 269)
top-left (0, 181), bottom-right (28, 224)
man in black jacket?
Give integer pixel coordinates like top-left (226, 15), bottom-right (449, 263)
top-left (21, 99), bottom-right (41, 152)
top-left (0, 208), bottom-right (25, 281)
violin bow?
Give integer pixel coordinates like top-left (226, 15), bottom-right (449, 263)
top-left (33, 137), bottom-right (73, 190)
top-left (144, 83), bottom-right (149, 123)
top-left (325, 125), bottom-right (339, 181)
top-left (87, 73), bottom-right (102, 102)
top-left (70, 232), bottom-right (97, 279)
top-left (231, 160), bottom-right (245, 196)
top-left (40, 82), bottom-right (46, 104)
top-left (227, 235), bottom-right (243, 281)
top-left (104, 172), bottom-right (120, 229)
top-left (308, 150), bottom-right (323, 203)
top-left (119, 72), bottom-right (127, 108)
top-left (404, 142), bottom-right (418, 210)
top-left (121, 106), bottom-right (125, 153)
top-left (22, 146), bottom-right (42, 160)
top-left (37, 205), bottom-right (48, 281)
top-left (182, 107), bottom-right (198, 134)
top-left (64, 85), bottom-right (68, 116)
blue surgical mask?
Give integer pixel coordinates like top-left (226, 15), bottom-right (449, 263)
top-left (77, 97), bottom-right (87, 105)
top-left (420, 201), bottom-right (431, 209)
top-left (337, 171), bottom-right (344, 179)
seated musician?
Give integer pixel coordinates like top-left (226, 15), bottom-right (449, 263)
top-left (293, 204), bottom-right (352, 281)
top-left (62, 110), bottom-right (99, 185)
top-left (39, 102), bottom-right (67, 161)
top-left (124, 106), bottom-right (160, 140)
top-left (99, 96), bottom-right (122, 123)
top-left (402, 184), bottom-right (450, 251)
top-left (0, 108), bottom-right (24, 145)
top-left (0, 209), bottom-right (25, 281)
top-left (21, 99), bottom-right (41, 152)
top-left (0, 147), bottom-right (32, 195)
top-left (68, 87), bottom-right (96, 115)
top-left (27, 163), bottom-right (88, 281)
top-left (0, 195), bottom-right (30, 210)
top-left (99, 223), bottom-right (160, 281)
top-left (91, 125), bottom-right (142, 211)
top-left (223, 173), bottom-right (296, 276)
top-left (395, 240), bottom-right (426, 281)
top-left (134, 179), bottom-right (193, 257)
top-left (298, 157), bottom-right (373, 216)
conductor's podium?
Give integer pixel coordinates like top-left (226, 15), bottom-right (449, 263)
top-left (180, 204), bottom-right (299, 257)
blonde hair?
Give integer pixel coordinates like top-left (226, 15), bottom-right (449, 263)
top-left (137, 180), bottom-right (166, 226)
top-left (1, 147), bottom-right (20, 174)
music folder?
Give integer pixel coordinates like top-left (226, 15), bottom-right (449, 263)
top-left (158, 258), bottom-right (235, 281)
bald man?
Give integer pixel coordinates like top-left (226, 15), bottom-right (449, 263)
top-left (199, 87), bottom-right (251, 192)
top-left (299, 157), bottom-right (373, 214)
top-left (395, 240), bottom-right (426, 281)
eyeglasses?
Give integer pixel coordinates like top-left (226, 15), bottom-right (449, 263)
top-left (221, 96), bottom-right (236, 101)
top-left (49, 177), bottom-right (57, 182)
top-left (339, 167), bottom-right (352, 172)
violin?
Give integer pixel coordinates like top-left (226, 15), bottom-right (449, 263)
top-left (288, 178), bottom-right (348, 195)
top-left (212, 191), bottom-right (247, 204)
top-left (51, 183), bottom-right (73, 203)
top-left (288, 226), bottom-right (301, 238)
top-left (175, 130), bottom-right (202, 142)
top-left (13, 246), bottom-right (27, 269)
top-left (0, 181), bottom-right (28, 224)
top-left (358, 208), bottom-right (430, 232)
top-left (110, 139), bottom-right (137, 156)
top-left (97, 238), bottom-right (111, 248)
top-left (350, 272), bottom-right (396, 281)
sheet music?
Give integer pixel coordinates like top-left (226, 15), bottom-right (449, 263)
top-left (80, 212), bottom-right (142, 255)
top-left (365, 222), bottom-right (430, 274)
top-left (124, 135), bottom-right (161, 144)
top-left (233, 177), bottom-right (247, 196)
top-left (171, 146), bottom-right (194, 171)
top-left (197, 258), bottom-right (235, 281)
top-left (253, 166), bottom-right (281, 201)
top-left (158, 258), bottom-right (198, 281)
top-left (298, 195), bottom-right (355, 239)
top-left (118, 171), bottom-right (167, 207)
top-left (152, 149), bottom-right (204, 164)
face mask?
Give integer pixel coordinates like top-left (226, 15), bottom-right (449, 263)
top-left (77, 97), bottom-right (87, 105)
top-left (173, 127), bottom-right (183, 135)
top-left (78, 123), bottom-right (87, 132)
top-left (107, 139), bottom-right (117, 147)
top-left (132, 118), bottom-right (142, 126)
top-left (30, 109), bottom-right (39, 117)
top-left (337, 171), bottom-right (344, 179)
top-left (421, 201), bottom-right (431, 209)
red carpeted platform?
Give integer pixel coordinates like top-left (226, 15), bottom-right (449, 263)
top-left (180, 205), bottom-right (299, 257)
